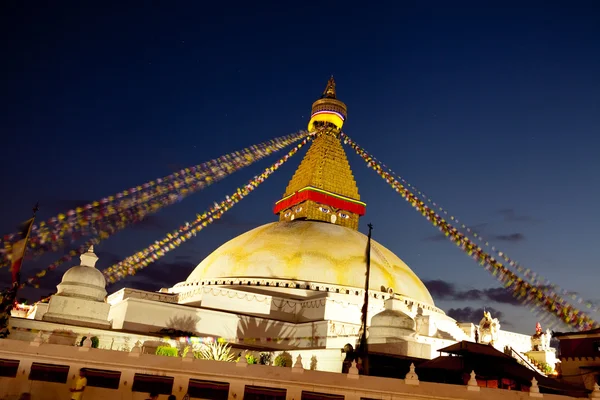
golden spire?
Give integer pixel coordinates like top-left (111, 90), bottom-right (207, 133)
top-left (274, 78), bottom-right (365, 230)
top-left (322, 76), bottom-right (337, 99)
top-left (307, 76), bottom-right (348, 133)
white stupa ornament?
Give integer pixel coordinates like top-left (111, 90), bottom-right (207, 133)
top-left (80, 246), bottom-right (99, 268)
top-left (404, 363), bottom-right (419, 385)
top-left (53, 245), bottom-right (107, 302)
top-left (42, 244), bottom-right (112, 329)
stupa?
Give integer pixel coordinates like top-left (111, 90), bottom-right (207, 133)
top-left (179, 77), bottom-right (434, 306)
top-left (42, 246), bottom-right (111, 329)
top-left (10, 78), bottom-right (535, 374)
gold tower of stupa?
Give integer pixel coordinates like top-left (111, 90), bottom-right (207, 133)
top-left (273, 77), bottom-right (366, 230)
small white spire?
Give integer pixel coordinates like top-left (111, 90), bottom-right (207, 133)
top-left (129, 341), bottom-right (142, 357)
top-left (183, 353), bottom-right (194, 362)
top-left (236, 350), bottom-right (248, 368)
top-left (82, 335), bottom-right (93, 348)
top-left (184, 347), bottom-right (195, 360)
top-left (467, 370), bottom-right (480, 391)
top-left (530, 377), bottom-right (543, 397)
top-left (30, 331), bottom-right (43, 347)
top-left (292, 355), bottom-right (304, 373)
top-left (80, 246), bottom-right (99, 268)
top-left (405, 363), bottom-right (419, 385)
top-left (347, 360), bottom-right (359, 379)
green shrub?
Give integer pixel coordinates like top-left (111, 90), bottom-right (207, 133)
top-left (246, 354), bottom-right (258, 364)
top-left (540, 363), bottom-right (553, 374)
top-left (156, 346), bottom-right (179, 357)
top-left (274, 352), bottom-right (292, 367)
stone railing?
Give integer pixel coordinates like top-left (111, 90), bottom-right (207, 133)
top-left (0, 338), bottom-right (579, 400)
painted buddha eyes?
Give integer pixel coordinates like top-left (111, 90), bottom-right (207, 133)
top-left (318, 206), bottom-right (349, 220)
top-left (284, 206), bottom-right (303, 219)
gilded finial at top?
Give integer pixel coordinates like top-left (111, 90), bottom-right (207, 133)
top-left (322, 76), bottom-right (337, 99)
top-left (307, 76), bottom-right (347, 133)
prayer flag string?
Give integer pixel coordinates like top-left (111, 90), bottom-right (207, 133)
top-left (2, 131), bottom-right (308, 269)
top-left (103, 135), bottom-right (313, 283)
top-left (345, 136), bottom-right (598, 313)
top-left (343, 134), bottom-right (598, 331)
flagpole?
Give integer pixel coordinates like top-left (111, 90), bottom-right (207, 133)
top-left (0, 202), bottom-right (39, 338)
top-left (358, 223), bottom-right (373, 375)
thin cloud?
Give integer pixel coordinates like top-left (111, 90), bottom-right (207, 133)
top-left (467, 222), bottom-right (489, 232)
top-left (533, 285), bottom-right (596, 307)
top-left (446, 306), bottom-right (509, 326)
top-left (498, 209), bottom-right (540, 224)
top-left (424, 280), bottom-right (597, 311)
top-left (423, 280), bottom-right (455, 297)
top-left (425, 230), bottom-right (525, 243)
top-left (423, 233), bottom-right (448, 242)
top-left (493, 233), bottom-right (525, 242)
top-left (484, 287), bottom-right (522, 305)
top-left (424, 280), bottom-right (522, 306)
top-left (454, 289), bottom-right (484, 301)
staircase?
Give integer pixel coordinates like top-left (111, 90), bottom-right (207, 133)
top-left (447, 324), bottom-right (470, 342)
top-left (433, 321), bottom-right (470, 342)
top-left (506, 346), bottom-right (547, 376)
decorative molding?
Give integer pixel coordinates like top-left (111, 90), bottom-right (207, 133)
top-left (108, 288), bottom-right (179, 304)
top-left (175, 277), bottom-right (445, 315)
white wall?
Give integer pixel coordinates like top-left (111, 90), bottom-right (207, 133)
top-left (0, 338), bottom-right (578, 400)
top-left (497, 330), bottom-right (533, 354)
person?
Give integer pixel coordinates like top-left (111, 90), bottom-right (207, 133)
top-left (70, 369), bottom-right (87, 400)
top-left (146, 393), bottom-right (159, 400)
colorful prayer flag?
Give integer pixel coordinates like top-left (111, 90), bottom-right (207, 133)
top-left (10, 218), bottom-right (34, 283)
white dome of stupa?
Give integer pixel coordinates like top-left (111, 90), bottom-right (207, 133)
top-left (182, 221), bottom-right (435, 306)
top-left (56, 246), bottom-right (107, 302)
top-left (371, 309), bottom-right (416, 332)
top-left (369, 298), bottom-right (416, 341)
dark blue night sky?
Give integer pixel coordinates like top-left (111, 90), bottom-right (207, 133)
top-left (1, 1), bottom-right (599, 333)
